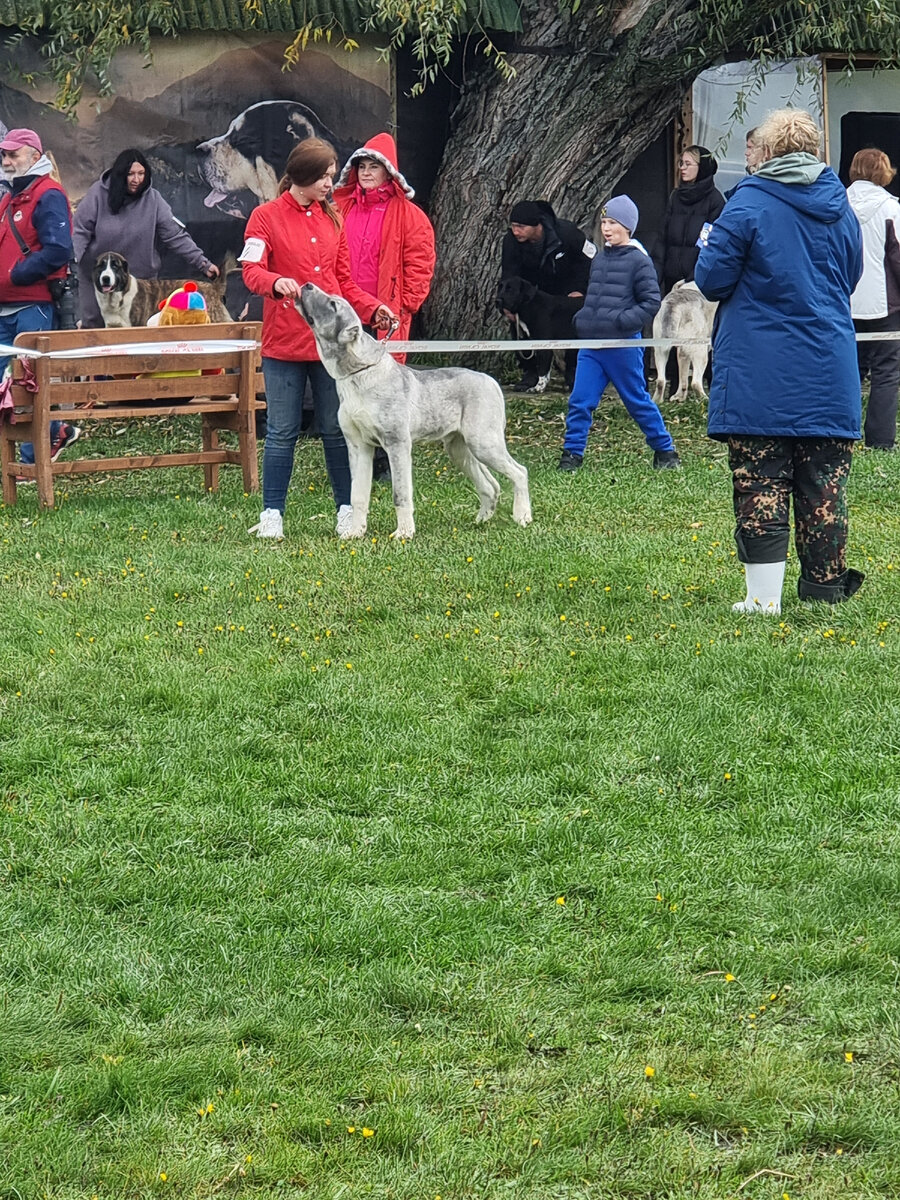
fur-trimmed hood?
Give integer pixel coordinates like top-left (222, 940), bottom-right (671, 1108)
top-left (334, 133), bottom-right (414, 199)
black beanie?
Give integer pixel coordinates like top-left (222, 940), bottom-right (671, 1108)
top-left (509, 201), bottom-right (545, 225)
top-left (686, 145), bottom-right (718, 181)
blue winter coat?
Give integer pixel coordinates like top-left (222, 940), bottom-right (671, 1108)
top-left (695, 166), bottom-right (863, 439)
top-left (574, 242), bottom-right (660, 339)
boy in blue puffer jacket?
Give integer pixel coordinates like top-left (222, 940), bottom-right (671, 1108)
top-left (559, 195), bottom-right (680, 471)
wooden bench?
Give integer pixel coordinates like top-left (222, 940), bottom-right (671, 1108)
top-left (0, 322), bottom-right (263, 508)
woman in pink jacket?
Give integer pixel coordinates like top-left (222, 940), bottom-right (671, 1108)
top-left (334, 133), bottom-right (435, 478)
top-left (241, 137), bottom-right (394, 540)
top-left (333, 133), bottom-right (436, 356)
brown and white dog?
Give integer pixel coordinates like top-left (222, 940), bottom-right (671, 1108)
top-left (92, 251), bottom-right (231, 328)
top-left (652, 280), bottom-right (717, 403)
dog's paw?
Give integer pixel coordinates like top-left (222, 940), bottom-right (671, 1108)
top-left (390, 525), bottom-right (415, 541)
top-left (525, 374), bottom-right (550, 394)
top-left (513, 505), bottom-right (533, 527)
top-left (343, 521), bottom-right (368, 539)
top-left (475, 505), bottom-right (496, 524)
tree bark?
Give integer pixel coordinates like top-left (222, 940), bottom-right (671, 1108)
top-left (423, 0), bottom-right (776, 341)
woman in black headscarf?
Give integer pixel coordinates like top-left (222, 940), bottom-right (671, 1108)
top-left (73, 148), bottom-right (219, 327)
top-left (653, 145), bottom-right (726, 295)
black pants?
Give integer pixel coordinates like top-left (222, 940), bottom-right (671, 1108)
top-left (855, 313), bottom-right (900, 448)
top-left (728, 435), bottom-right (853, 585)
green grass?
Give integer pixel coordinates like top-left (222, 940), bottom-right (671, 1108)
top-left (2, 389), bottom-right (899, 1199)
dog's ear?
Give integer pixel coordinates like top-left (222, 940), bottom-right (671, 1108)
top-left (287, 111), bottom-right (316, 143)
top-left (338, 323), bottom-right (360, 345)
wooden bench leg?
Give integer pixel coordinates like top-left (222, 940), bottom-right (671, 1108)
top-left (32, 351), bottom-right (54, 509)
top-left (202, 417), bottom-right (220, 493)
top-left (237, 343), bottom-right (260, 494)
top-left (0, 424), bottom-right (17, 505)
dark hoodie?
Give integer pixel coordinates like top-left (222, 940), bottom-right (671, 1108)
top-left (695, 159), bottom-right (863, 440)
top-left (500, 201), bottom-right (594, 296)
top-left (653, 148), bottom-right (726, 292)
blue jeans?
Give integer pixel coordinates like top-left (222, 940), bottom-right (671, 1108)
top-left (0, 302), bottom-right (63, 464)
top-left (563, 341), bottom-right (675, 456)
top-left (261, 357), bottom-right (350, 512)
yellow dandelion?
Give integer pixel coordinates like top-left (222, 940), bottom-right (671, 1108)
top-left (159, 1173), bottom-right (168, 1182)
top-left (724, 973), bottom-right (736, 982)
top-left (556, 896), bottom-right (565, 905)
top-left (644, 1065), bottom-right (655, 1078)
top-left (347, 1125), bottom-right (355, 1133)
top-left (844, 1051), bottom-right (854, 1062)
top-left (362, 1127), bottom-right (374, 1137)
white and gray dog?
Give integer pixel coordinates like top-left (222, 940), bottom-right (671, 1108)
top-left (652, 280), bottom-right (718, 403)
top-left (297, 284), bottom-right (532, 540)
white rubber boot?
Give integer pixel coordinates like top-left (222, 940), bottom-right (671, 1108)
top-left (732, 561), bottom-right (785, 615)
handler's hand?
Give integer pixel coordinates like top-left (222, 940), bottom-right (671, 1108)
top-left (274, 277), bottom-right (303, 299)
top-left (568, 291), bottom-right (584, 298)
top-left (372, 304), bottom-right (397, 331)
top-left (206, 264), bottom-right (221, 279)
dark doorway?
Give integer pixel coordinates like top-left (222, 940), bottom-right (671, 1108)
top-left (838, 112), bottom-right (900, 197)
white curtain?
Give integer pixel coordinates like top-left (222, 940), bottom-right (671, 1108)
top-left (692, 60), bottom-right (824, 196)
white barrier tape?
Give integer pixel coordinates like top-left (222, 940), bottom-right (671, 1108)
top-left (2, 330), bottom-right (898, 362)
top-left (389, 330), bottom-right (900, 353)
top-left (0, 338), bottom-right (258, 359)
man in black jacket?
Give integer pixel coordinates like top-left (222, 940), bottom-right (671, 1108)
top-left (499, 200), bottom-right (595, 391)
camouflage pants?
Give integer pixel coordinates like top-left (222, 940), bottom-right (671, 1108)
top-left (728, 436), bottom-right (854, 584)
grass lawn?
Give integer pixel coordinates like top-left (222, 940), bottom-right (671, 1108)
top-left (2, 387), bottom-right (899, 1199)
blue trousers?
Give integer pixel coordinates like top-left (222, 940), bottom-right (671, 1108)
top-left (0, 302), bottom-right (63, 464)
top-left (261, 357), bottom-right (351, 512)
top-left (563, 343), bottom-right (674, 456)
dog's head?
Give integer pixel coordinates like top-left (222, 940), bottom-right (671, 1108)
top-left (496, 276), bottom-right (538, 316)
top-left (196, 101), bottom-right (330, 219)
top-left (92, 251), bottom-right (129, 295)
top-left (296, 284), bottom-right (385, 379)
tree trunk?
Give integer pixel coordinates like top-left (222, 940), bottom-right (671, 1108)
top-left (423, 0), bottom-right (774, 342)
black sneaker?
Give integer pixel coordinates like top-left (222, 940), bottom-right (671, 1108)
top-left (653, 449), bottom-right (681, 470)
top-left (513, 372), bottom-right (539, 393)
top-left (558, 451), bottom-right (583, 472)
top-left (50, 424), bottom-right (82, 463)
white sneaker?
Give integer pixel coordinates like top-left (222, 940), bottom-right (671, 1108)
top-left (335, 504), bottom-right (354, 537)
top-left (248, 508), bottom-right (284, 539)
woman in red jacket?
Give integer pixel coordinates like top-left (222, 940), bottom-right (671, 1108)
top-left (334, 134), bottom-right (435, 480)
top-left (241, 137), bottom-right (394, 540)
top-left (333, 133), bottom-right (436, 356)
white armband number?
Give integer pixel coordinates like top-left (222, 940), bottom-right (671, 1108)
top-left (238, 237), bottom-right (267, 264)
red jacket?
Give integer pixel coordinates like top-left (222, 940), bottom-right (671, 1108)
top-left (333, 133), bottom-right (436, 357)
top-left (0, 175), bottom-right (69, 304)
top-left (241, 191), bottom-right (382, 361)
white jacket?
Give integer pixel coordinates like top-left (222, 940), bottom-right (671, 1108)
top-left (847, 179), bottom-right (900, 320)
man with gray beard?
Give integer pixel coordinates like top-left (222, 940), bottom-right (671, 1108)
top-left (0, 128), bottom-right (80, 467)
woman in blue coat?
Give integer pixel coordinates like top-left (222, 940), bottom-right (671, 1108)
top-left (695, 108), bottom-right (865, 613)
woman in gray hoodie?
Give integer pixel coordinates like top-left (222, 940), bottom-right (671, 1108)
top-left (73, 149), bottom-right (219, 328)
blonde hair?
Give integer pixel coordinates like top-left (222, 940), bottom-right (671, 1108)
top-left (756, 109), bottom-right (821, 160)
top-left (850, 148), bottom-right (897, 188)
